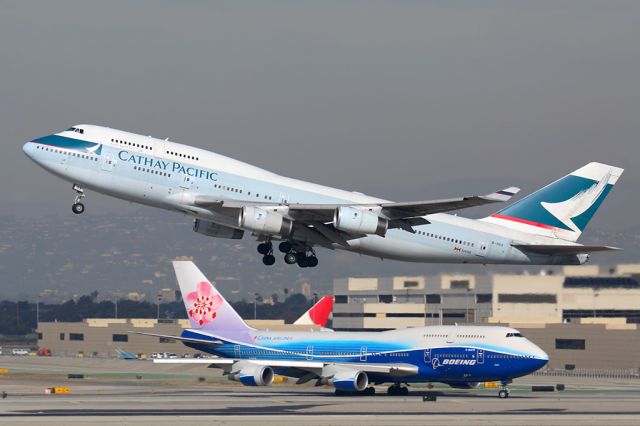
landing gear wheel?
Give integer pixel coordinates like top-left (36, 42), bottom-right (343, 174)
top-left (257, 243), bottom-right (271, 255)
top-left (498, 389), bottom-right (509, 399)
top-left (387, 384), bottom-right (408, 396)
top-left (364, 387), bottom-right (376, 396)
top-left (284, 253), bottom-right (297, 265)
top-left (278, 241), bottom-right (292, 253)
top-left (308, 256), bottom-right (319, 267)
top-left (262, 254), bottom-right (276, 266)
top-left (72, 203), bottom-right (85, 214)
top-left (71, 183), bottom-right (86, 214)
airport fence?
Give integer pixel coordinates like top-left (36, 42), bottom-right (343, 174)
top-left (533, 368), bottom-right (640, 379)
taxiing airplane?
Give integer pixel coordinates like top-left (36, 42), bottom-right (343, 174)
top-left (140, 261), bottom-right (548, 397)
top-left (23, 125), bottom-right (623, 267)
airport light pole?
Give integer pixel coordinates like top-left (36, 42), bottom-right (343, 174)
top-left (254, 293), bottom-right (260, 320)
top-left (156, 294), bottom-right (161, 320)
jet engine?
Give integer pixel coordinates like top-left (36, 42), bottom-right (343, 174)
top-left (334, 206), bottom-right (387, 236)
top-left (228, 362), bottom-right (275, 387)
top-left (330, 369), bottom-right (369, 392)
top-left (239, 206), bottom-right (293, 235)
top-left (193, 219), bottom-right (244, 239)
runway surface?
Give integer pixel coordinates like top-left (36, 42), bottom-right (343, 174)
top-left (1, 357), bottom-right (639, 425)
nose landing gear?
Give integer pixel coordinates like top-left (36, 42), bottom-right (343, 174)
top-left (498, 380), bottom-right (511, 398)
top-left (71, 184), bottom-right (85, 215)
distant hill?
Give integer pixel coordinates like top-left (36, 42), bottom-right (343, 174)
top-left (0, 209), bottom-right (637, 302)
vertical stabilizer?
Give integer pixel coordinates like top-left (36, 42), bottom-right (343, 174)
top-left (294, 296), bottom-right (334, 327)
top-left (482, 162), bottom-right (623, 242)
top-left (173, 261), bottom-right (252, 332)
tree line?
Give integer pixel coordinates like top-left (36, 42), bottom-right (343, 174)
top-left (0, 292), bottom-right (314, 336)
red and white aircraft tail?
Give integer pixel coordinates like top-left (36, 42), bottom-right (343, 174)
top-left (294, 296), bottom-right (334, 327)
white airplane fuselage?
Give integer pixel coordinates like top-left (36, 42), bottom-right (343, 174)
top-left (22, 125), bottom-right (603, 266)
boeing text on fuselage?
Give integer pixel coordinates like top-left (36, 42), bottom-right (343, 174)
top-left (23, 125), bottom-right (624, 268)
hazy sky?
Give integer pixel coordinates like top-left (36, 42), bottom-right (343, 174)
top-left (2, 1), bottom-right (639, 231)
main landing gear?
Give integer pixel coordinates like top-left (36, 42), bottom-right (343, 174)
top-left (278, 242), bottom-right (318, 268)
top-left (257, 241), bottom-right (276, 266)
top-left (498, 380), bottom-right (511, 399)
top-left (257, 240), bottom-right (319, 267)
top-left (71, 184), bottom-right (85, 214)
top-left (387, 383), bottom-right (409, 396)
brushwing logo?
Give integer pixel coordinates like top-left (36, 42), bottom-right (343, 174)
top-left (186, 281), bottom-right (223, 326)
top-left (540, 171), bottom-right (611, 234)
top-left (85, 143), bottom-right (103, 156)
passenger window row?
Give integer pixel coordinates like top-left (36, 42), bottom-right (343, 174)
top-left (415, 231), bottom-right (475, 248)
top-left (213, 184), bottom-right (274, 201)
top-left (112, 138), bottom-right (152, 151)
top-left (36, 145), bottom-right (98, 162)
top-left (214, 184), bottom-right (242, 194)
top-left (133, 165), bottom-right (171, 178)
top-left (166, 150), bottom-right (199, 161)
top-left (487, 353), bottom-right (534, 359)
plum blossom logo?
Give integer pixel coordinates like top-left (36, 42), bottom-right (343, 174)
top-left (186, 281), bottom-right (223, 326)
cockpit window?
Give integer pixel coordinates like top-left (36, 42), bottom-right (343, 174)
top-left (66, 127), bottom-right (84, 134)
top-left (506, 332), bottom-right (523, 338)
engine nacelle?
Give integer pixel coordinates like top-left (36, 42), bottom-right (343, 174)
top-left (331, 369), bottom-right (368, 392)
top-left (239, 206), bottom-right (293, 235)
top-left (193, 219), bottom-right (244, 239)
top-left (228, 362), bottom-right (275, 387)
top-left (334, 206), bottom-right (387, 236)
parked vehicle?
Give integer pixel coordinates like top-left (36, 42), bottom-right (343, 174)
top-left (12, 348), bottom-right (29, 356)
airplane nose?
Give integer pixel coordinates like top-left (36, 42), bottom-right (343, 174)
top-left (22, 142), bottom-right (34, 158)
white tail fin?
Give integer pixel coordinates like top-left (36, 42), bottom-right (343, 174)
top-left (173, 261), bottom-right (252, 332)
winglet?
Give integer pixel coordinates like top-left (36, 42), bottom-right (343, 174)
top-left (484, 187), bottom-right (521, 202)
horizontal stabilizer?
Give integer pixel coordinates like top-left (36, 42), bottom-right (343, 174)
top-left (132, 331), bottom-right (224, 345)
top-left (512, 244), bottom-right (621, 256)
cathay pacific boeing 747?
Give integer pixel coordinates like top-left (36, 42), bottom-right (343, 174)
top-left (23, 125), bottom-right (623, 267)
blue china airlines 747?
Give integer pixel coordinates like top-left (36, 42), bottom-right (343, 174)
top-left (23, 125), bottom-right (623, 267)
top-left (143, 261), bottom-right (548, 397)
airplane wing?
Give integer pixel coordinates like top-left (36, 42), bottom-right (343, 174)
top-left (512, 244), bottom-right (622, 255)
top-left (189, 186), bottom-right (520, 240)
top-left (132, 332), bottom-right (224, 345)
top-left (153, 358), bottom-right (418, 377)
top-left (207, 186), bottom-right (520, 222)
